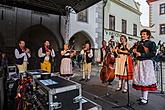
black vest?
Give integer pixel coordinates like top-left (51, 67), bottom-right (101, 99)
top-left (85, 50), bottom-right (93, 63)
top-left (100, 47), bottom-right (109, 62)
top-left (62, 51), bottom-right (71, 58)
top-left (15, 47), bottom-right (26, 65)
top-left (100, 48), bottom-right (104, 62)
top-left (40, 47), bottom-right (52, 63)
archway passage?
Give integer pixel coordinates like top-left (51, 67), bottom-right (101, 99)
top-left (19, 24), bottom-right (63, 70)
top-left (69, 31), bottom-right (94, 51)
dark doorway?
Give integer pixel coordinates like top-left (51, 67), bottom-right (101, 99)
top-left (69, 31), bottom-right (94, 51)
top-left (19, 24), bottom-right (62, 71)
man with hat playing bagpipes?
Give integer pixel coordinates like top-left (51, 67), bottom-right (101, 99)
top-left (38, 40), bottom-right (55, 73)
top-left (131, 29), bottom-right (157, 105)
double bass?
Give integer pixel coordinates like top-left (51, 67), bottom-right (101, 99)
top-left (100, 50), bottom-right (115, 83)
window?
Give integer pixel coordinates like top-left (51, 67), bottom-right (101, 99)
top-left (122, 19), bottom-right (127, 34)
top-left (160, 24), bottom-right (165, 34)
top-left (109, 15), bottom-right (115, 30)
top-left (133, 24), bottom-right (137, 36)
top-left (77, 9), bottom-right (88, 22)
top-left (160, 3), bottom-right (165, 15)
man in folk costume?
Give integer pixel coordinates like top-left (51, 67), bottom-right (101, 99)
top-left (113, 35), bottom-right (133, 93)
top-left (132, 29), bottom-right (157, 105)
top-left (97, 40), bottom-right (109, 64)
top-left (38, 40), bottom-right (55, 73)
top-left (80, 42), bottom-right (93, 82)
top-left (98, 40), bottom-right (114, 84)
top-left (15, 40), bottom-right (31, 74)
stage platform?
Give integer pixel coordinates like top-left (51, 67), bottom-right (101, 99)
top-left (5, 65), bottom-right (165, 110)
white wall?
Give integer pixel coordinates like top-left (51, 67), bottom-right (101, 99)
top-left (104, 0), bottom-right (141, 43)
top-left (150, 0), bottom-right (165, 43)
top-left (66, 4), bottom-right (101, 48)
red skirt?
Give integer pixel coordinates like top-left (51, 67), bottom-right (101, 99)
top-left (115, 55), bottom-right (133, 80)
top-left (133, 84), bottom-right (157, 91)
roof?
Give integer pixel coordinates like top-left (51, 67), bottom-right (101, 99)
top-left (121, 0), bottom-right (139, 11)
top-left (0, 0), bottom-right (101, 15)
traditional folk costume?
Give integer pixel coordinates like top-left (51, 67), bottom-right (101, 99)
top-left (132, 40), bottom-right (157, 104)
top-left (38, 46), bottom-right (55, 73)
top-left (80, 49), bottom-right (93, 81)
top-left (15, 47), bottom-right (31, 73)
top-left (60, 50), bottom-right (73, 77)
top-left (115, 43), bottom-right (133, 92)
top-left (97, 46), bottom-right (108, 63)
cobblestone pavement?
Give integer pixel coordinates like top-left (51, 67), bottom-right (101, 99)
top-left (71, 64), bottom-right (165, 110)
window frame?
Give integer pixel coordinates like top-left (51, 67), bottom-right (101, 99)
top-left (160, 3), bottom-right (165, 15)
top-left (122, 19), bottom-right (127, 34)
top-left (133, 24), bottom-right (137, 36)
top-left (160, 24), bottom-right (165, 35)
top-left (109, 15), bottom-right (115, 31)
top-left (77, 9), bottom-right (88, 23)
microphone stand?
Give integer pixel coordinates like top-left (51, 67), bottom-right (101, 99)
top-left (112, 56), bottom-right (135, 110)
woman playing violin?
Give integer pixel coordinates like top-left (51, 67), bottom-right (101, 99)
top-left (60, 44), bottom-right (76, 78)
top-left (132, 29), bottom-right (157, 105)
top-left (113, 35), bottom-right (133, 93)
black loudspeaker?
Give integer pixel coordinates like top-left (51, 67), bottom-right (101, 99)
top-left (0, 67), bottom-right (4, 110)
top-left (0, 66), bottom-right (4, 78)
top-left (41, 73), bottom-right (51, 80)
top-left (0, 79), bottom-right (4, 110)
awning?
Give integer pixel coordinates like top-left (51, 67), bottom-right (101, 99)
top-left (0, 0), bottom-right (101, 15)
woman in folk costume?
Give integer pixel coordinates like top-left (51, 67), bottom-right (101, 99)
top-left (132, 29), bottom-right (157, 105)
top-left (60, 44), bottom-right (76, 77)
top-left (113, 35), bottom-right (133, 93)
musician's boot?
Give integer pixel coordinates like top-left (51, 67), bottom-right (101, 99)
top-left (122, 80), bottom-right (128, 93)
top-left (116, 80), bottom-right (122, 91)
top-left (79, 72), bottom-right (85, 81)
top-left (86, 73), bottom-right (91, 82)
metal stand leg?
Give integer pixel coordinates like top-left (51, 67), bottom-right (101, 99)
top-left (160, 59), bottom-right (164, 94)
top-left (112, 57), bottom-right (135, 110)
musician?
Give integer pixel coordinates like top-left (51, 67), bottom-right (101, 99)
top-left (15, 40), bottom-right (31, 73)
top-left (98, 40), bottom-right (115, 84)
top-left (97, 40), bottom-right (109, 63)
top-left (108, 36), bottom-right (115, 49)
top-left (132, 29), bottom-right (157, 105)
top-left (80, 42), bottom-right (93, 81)
top-left (60, 44), bottom-right (76, 77)
top-left (38, 40), bottom-right (55, 73)
top-left (113, 35), bottom-right (133, 93)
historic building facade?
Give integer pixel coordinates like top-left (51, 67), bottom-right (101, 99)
top-left (104, 0), bottom-right (141, 45)
top-left (147, 0), bottom-right (165, 43)
top-left (0, 2), bottom-right (103, 68)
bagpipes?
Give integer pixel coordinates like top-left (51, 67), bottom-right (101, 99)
top-left (129, 41), bottom-right (151, 64)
